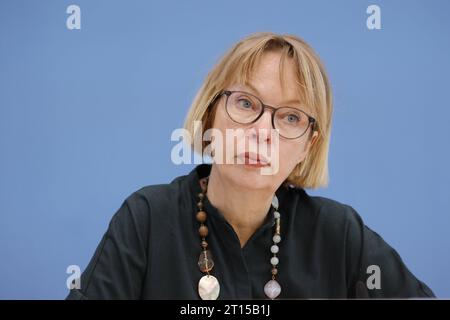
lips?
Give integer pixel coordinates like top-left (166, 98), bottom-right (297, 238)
top-left (237, 152), bottom-right (271, 167)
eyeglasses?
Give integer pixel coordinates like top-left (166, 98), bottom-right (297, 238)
top-left (220, 90), bottom-right (316, 139)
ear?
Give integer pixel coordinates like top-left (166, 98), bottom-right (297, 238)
top-left (310, 130), bottom-right (319, 148)
top-left (303, 130), bottom-right (319, 154)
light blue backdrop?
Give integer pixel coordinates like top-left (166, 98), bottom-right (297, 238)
top-left (1, 0), bottom-right (449, 299)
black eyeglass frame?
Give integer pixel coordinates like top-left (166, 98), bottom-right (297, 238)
top-left (220, 90), bottom-right (317, 140)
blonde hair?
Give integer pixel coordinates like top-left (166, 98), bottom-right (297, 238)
top-left (184, 32), bottom-right (333, 189)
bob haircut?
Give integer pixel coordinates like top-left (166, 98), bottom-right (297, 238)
top-left (184, 32), bottom-right (333, 189)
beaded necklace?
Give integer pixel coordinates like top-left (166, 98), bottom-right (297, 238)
top-left (195, 176), bottom-right (282, 300)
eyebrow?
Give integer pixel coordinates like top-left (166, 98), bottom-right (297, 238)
top-left (242, 83), bottom-right (303, 107)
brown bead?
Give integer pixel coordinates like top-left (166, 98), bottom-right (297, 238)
top-left (201, 240), bottom-right (208, 248)
top-left (199, 225), bottom-right (209, 237)
top-left (196, 211), bottom-right (207, 223)
top-left (271, 268), bottom-right (278, 275)
top-left (200, 179), bottom-right (208, 192)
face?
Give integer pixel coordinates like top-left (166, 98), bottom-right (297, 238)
top-left (209, 51), bottom-right (318, 192)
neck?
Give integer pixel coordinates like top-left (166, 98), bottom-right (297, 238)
top-left (206, 165), bottom-right (275, 248)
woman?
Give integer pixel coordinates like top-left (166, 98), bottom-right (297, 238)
top-left (67, 32), bottom-right (435, 299)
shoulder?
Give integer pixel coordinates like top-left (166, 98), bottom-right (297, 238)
top-left (283, 188), bottom-right (367, 251)
top-left (288, 187), bottom-right (365, 230)
top-left (116, 173), bottom-right (192, 225)
top-left (311, 195), bottom-right (363, 225)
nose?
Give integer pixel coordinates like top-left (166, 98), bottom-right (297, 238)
top-left (246, 108), bottom-right (274, 143)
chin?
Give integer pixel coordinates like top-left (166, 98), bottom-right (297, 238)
top-left (225, 164), bottom-right (278, 190)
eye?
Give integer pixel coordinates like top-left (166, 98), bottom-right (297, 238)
top-left (276, 109), bottom-right (305, 126)
top-left (237, 98), bottom-right (253, 109)
top-left (286, 113), bottom-right (300, 123)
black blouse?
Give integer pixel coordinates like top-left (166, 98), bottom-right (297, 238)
top-left (66, 164), bottom-right (435, 299)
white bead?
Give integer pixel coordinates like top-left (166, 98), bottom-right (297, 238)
top-left (270, 256), bottom-right (279, 266)
top-left (271, 195), bottom-right (279, 209)
top-left (271, 245), bottom-right (279, 254)
top-left (273, 234), bottom-right (281, 243)
top-left (274, 211), bottom-right (280, 219)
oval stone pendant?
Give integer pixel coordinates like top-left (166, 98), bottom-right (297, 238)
top-left (198, 275), bottom-right (220, 300)
top-left (264, 279), bottom-right (281, 299)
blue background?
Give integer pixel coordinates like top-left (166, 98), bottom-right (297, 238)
top-left (1, 0), bottom-right (449, 299)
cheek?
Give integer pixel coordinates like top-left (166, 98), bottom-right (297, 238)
top-left (211, 106), bottom-right (238, 134)
top-left (210, 108), bottom-right (242, 160)
top-left (279, 141), bottom-right (304, 168)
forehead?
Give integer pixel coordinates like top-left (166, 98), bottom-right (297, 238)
top-left (226, 51), bottom-right (308, 108)
top-left (252, 51), bottom-right (297, 82)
